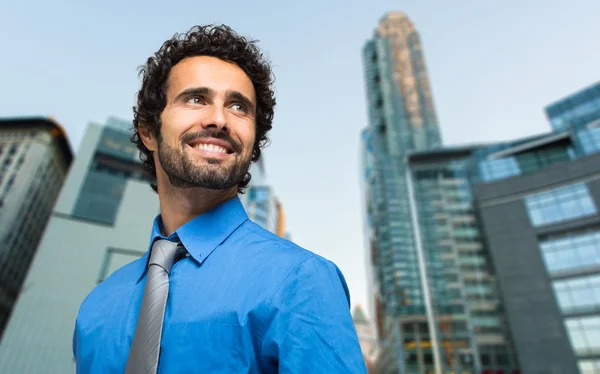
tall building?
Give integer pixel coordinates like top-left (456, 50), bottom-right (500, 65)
top-left (545, 81), bottom-right (600, 132)
top-left (0, 116), bottom-right (289, 372)
top-left (0, 117), bottom-right (72, 336)
top-left (361, 11), bottom-right (450, 374)
top-left (474, 94), bottom-right (600, 374)
top-left (0, 117), bottom-right (160, 373)
top-left (242, 159), bottom-right (287, 237)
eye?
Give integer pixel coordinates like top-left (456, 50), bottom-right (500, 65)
top-left (231, 103), bottom-right (247, 113)
top-left (187, 96), bottom-right (205, 105)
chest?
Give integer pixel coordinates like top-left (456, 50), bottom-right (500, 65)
top-left (81, 263), bottom-right (271, 373)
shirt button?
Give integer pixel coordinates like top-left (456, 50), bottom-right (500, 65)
top-left (185, 253), bottom-right (190, 257)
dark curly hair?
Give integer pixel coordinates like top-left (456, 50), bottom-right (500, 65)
top-left (131, 24), bottom-right (276, 194)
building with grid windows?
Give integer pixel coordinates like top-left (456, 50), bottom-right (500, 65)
top-left (361, 12), bottom-right (522, 374)
top-left (0, 117), bottom-right (158, 373)
top-left (545, 81), bottom-right (600, 132)
top-left (362, 29), bottom-right (600, 370)
top-left (0, 117), bottom-right (72, 337)
top-left (473, 118), bottom-right (600, 374)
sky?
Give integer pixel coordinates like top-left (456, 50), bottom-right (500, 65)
top-left (1, 0), bottom-right (600, 317)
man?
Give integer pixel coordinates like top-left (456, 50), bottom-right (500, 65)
top-left (72, 24), bottom-right (367, 373)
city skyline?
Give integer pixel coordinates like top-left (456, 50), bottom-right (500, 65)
top-left (2, 0), bottom-right (600, 315)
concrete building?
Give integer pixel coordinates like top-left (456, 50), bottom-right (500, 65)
top-left (0, 117), bottom-right (72, 336)
top-left (474, 92), bottom-right (600, 374)
top-left (0, 117), bottom-right (158, 373)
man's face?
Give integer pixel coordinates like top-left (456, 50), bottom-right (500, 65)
top-left (153, 56), bottom-right (256, 190)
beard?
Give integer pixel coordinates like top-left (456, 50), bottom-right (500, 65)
top-left (156, 129), bottom-right (251, 190)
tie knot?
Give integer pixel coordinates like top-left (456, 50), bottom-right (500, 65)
top-left (149, 239), bottom-right (186, 274)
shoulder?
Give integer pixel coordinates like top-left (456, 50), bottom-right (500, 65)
top-left (236, 221), bottom-right (350, 305)
top-left (237, 220), bottom-right (339, 272)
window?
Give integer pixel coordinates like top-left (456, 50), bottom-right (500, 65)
top-left (553, 274), bottom-right (600, 314)
top-left (540, 230), bottom-right (600, 274)
top-left (98, 247), bottom-right (146, 283)
top-left (525, 183), bottom-right (597, 226)
top-left (578, 126), bottom-right (600, 155)
top-left (579, 360), bottom-right (600, 374)
top-left (479, 158), bottom-right (520, 182)
top-left (565, 316), bottom-right (600, 356)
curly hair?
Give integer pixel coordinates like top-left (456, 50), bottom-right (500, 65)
top-left (131, 24), bottom-right (276, 194)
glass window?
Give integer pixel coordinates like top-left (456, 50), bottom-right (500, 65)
top-left (479, 157), bottom-right (520, 182)
top-left (565, 316), bottom-right (600, 356)
top-left (579, 360), bottom-right (600, 374)
top-left (525, 183), bottom-right (597, 226)
top-left (540, 230), bottom-right (600, 274)
top-left (552, 274), bottom-right (600, 314)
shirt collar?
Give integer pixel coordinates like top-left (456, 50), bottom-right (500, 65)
top-left (135, 196), bottom-right (248, 283)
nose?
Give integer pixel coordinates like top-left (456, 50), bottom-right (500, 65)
top-left (202, 104), bottom-right (228, 132)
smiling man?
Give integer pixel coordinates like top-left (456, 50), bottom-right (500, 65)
top-left (72, 25), bottom-right (367, 374)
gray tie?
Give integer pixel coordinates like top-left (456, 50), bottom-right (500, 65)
top-left (125, 239), bottom-right (186, 374)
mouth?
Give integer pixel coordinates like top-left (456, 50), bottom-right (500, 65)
top-left (187, 138), bottom-right (235, 158)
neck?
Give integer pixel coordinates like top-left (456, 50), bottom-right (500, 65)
top-left (157, 182), bottom-right (237, 236)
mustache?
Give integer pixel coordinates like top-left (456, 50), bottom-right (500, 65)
top-left (181, 130), bottom-right (243, 154)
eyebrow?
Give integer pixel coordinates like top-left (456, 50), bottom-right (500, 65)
top-left (174, 87), bottom-right (256, 114)
top-left (226, 90), bottom-right (256, 114)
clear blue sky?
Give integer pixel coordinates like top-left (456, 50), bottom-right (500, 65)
top-left (2, 0), bottom-right (599, 317)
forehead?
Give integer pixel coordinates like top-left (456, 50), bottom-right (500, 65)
top-left (167, 56), bottom-right (256, 102)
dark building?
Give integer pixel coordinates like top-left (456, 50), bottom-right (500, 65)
top-left (0, 117), bottom-right (73, 336)
top-left (473, 116), bottom-right (600, 374)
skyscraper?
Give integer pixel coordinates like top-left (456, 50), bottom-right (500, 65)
top-left (0, 117), bottom-right (72, 336)
top-left (362, 12), bottom-right (522, 374)
top-left (361, 11), bottom-right (444, 373)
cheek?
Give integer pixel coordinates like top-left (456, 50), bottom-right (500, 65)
top-left (236, 122), bottom-right (256, 154)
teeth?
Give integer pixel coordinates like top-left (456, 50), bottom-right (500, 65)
top-left (194, 143), bottom-right (227, 154)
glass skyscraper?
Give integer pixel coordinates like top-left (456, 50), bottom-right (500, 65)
top-left (362, 12), bottom-right (521, 374)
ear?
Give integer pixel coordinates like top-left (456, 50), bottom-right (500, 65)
top-left (139, 123), bottom-right (158, 152)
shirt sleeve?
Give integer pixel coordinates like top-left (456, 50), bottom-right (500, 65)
top-left (260, 256), bottom-right (368, 373)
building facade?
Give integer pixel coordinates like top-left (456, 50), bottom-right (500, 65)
top-left (545, 81), bottom-right (600, 132)
top-left (0, 117), bottom-right (72, 337)
top-left (241, 159), bottom-right (287, 237)
top-left (0, 117), bottom-right (159, 373)
top-left (406, 148), bottom-right (519, 374)
top-left (474, 89), bottom-right (600, 374)
top-left (361, 11), bottom-right (454, 374)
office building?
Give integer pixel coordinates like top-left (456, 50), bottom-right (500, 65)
top-left (362, 11), bottom-right (472, 374)
top-left (0, 117), bottom-right (72, 336)
top-left (241, 159), bottom-right (287, 237)
top-left (0, 116), bottom-right (288, 372)
top-left (545, 81), bottom-right (600, 132)
top-left (474, 110), bottom-right (600, 374)
top-left (0, 117), bottom-right (159, 373)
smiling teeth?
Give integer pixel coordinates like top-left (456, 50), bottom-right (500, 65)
top-left (195, 144), bottom-right (227, 153)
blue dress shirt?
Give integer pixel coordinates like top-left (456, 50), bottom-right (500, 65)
top-left (73, 196), bottom-right (367, 373)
